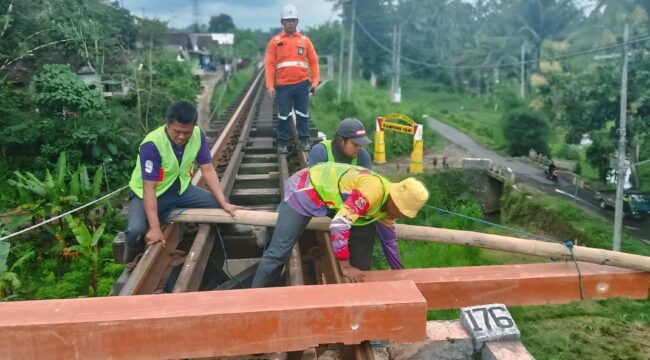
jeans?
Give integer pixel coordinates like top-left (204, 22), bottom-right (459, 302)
top-left (123, 185), bottom-right (219, 261)
top-left (251, 202), bottom-right (378, 287)
top-left (276, 80), bottom-right (311, 143)
top-left (348, 223), bottom-right (376, 271)
top-left (251, 200), bottom-right (311, 287)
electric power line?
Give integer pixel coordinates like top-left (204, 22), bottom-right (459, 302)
top-left (355, 18), bottom-right (650, 71)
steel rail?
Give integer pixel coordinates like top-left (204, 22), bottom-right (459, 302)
top-left (118, 70), bottom-right (264, 296)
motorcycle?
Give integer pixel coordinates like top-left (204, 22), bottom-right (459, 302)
top-left (545, 167), bottom-right (559, 182)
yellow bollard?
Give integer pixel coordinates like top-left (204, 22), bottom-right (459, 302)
top-left (409, 124), bottom-right (424, 173)
top-left (373, 117), bottom-right (386, 163)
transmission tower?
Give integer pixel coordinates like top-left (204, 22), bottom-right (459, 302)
top-left (192, 0), bottom-right (201, 32)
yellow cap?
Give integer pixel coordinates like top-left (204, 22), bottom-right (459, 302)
top-left (388, 178), bottom-right (429, 218)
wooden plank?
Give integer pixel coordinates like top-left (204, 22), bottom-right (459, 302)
top-left (166, 209), bottom-right (650, 272)
top-left (236, 173), bottom-right (280, 181)
top-left (363, 262), bottom-right (650, 309)
top-left (0, 281), bottom-right (427, 360)
top-left (239, 163), bottom-right (279, 168)
top-left (231, 188), bottom-right (281, 196)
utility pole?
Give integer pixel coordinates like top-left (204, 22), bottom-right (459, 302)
top-left (390, 24), bottom-right (396, 100)
top-left (520, 43), bottom-right (525, 98)
top-left (395, 23), bottom-right (402, 103)
top-left (337, 25), bottom-right (345, 102)
top-left (192, 0), bottom-right (200, 32)
top-left (613, 23), bottom-right (629, 252)
top-left (346, 0), bottom-right (355, 99)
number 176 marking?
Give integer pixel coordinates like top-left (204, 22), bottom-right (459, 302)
top-left (463, 306), bottom-right (514, 331)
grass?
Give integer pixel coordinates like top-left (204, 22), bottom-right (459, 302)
top-left (310, 77), bottom-right (649, 359)
top-left (502, 185), bottom-right (650, 256)
top-left (369, 169), bottom-right (650, 360)
top-left (310, 79), bottom-right (444, 158)
top-left (210, 66), bottom-right (255, 117)
top-left (401, 77), bottom-right (508, 152)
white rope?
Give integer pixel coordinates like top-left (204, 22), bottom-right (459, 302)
top-left (0, 185), bottom-right (129, 242)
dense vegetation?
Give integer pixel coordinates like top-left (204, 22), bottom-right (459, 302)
top-left (2, 0), bottom-right (650, 357)
top-left (0, 0), bottom-right (266, 299)
top-left (365, 170), bottom-right (650, 360)
top-left (312, 0), bottom-right (650, 189)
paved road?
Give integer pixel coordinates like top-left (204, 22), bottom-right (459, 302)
top-left (426, 116), bottom-right (650, 242)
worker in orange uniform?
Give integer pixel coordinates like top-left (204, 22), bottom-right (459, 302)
top-left (265, 3), bottom-right (320, 154)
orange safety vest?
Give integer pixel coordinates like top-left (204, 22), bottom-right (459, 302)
top-left (265, 31), bottom-right (319, 89)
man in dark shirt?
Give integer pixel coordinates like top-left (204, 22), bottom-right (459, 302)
top-left (307, 117), bottom-right (372, 168)
top-left (123, 100), bottom-right (238, 262)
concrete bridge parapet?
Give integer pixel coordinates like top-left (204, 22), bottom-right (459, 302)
top-left (462, 158), bottom-right (508, 213)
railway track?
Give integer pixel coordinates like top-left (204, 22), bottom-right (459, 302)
top-left (111, 69), bottom-right (376, 359)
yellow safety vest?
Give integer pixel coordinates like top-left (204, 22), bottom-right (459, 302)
top-left (321, 140), bottom-right (358, 165)
top-left (128, 125), bottom-right (201, 198)
top-left (308, 163), bottom-right (389, 225)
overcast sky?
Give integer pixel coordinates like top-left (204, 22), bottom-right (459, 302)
top-left (120, 0), bottom-right (339, 31)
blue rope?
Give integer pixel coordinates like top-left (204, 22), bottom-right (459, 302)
top-left (215, 224), bottom-right (244, 288)
top-left (168, 208), bottom-right (244, 289)
top-left (422, 204), bottom-right (586, 300)
top-left (423, 204), bottom-right (560, 243)
top-left (565, 240), bottom-right (585, 300)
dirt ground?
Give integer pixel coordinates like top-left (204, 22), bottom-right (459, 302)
top-left (372, 142), bottom-right (470, 175)
top-left (197, 72), bottom-right (223, 129)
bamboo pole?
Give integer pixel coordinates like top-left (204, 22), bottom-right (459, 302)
top-left (168, 209), bottom-right (650, 272)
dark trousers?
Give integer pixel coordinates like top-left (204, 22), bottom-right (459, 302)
top-left (123, 185), bottom-right (219, 261)
top-left (252, 201), bottom-right (377, 287)
top-left (276, 80), bottom-right (311, 143)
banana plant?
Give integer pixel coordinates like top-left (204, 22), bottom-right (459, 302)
top-left (0, 241), bottom-right (34, 300)
top-left (65, 215), bottom-right (105, 296)
top-left (8, 152), bottom-right (104, 239)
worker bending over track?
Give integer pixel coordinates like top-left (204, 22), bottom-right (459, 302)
top-left (251, 162), bottom-right (429, 287)
top-left (307, 118), bottom-right (376, 270)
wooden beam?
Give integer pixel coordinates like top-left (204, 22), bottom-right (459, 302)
top-left (167, 209), bottom-right (650, 272)
top-left (0, 281), bottom-right (426, 360)
top-left (363, 262), bottom-right (650, 309)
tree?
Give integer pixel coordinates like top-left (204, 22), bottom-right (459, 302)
top-left (507, 0), bottom-right (583, 70)
top-left (541, 63), bottom-right (619, 143)
top-left (233, 28), bottom-right (267, 61)
top-left (586, 129), bottom-right (616, 181)
top-left (503, 107), bottom-right (551, 156)
top-left (32, 63), bottom-right (106, 118)
top-left (0, 0), bottom-right (73, 79)
top-left (209, 14), bottom-right (235, 33)
top-left (48, 0), bottom-right (137, 74)
top-left (136, 18), bottom-right (168, 50)
top-left (305, 22), bottom-right (341, 64)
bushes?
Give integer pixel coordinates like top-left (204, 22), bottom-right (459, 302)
top-left (503, 107), bottom-right (550, 156)
top-left (500, 186), bottom-right (650, 256)
top-left (33, 64), bottom-right (107, 118)
top-left (373, 170), bottom-right (496, 271)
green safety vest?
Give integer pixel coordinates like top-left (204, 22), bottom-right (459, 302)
top-left (128, 125), bottom-right (202, 198)
top-left (321, 140), bottom-right (358, 166)
top-left (309, 162), bottom-right (389, 225)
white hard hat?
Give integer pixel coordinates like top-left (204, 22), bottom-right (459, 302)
top-left (281, 4), bottom-right (299, 20)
